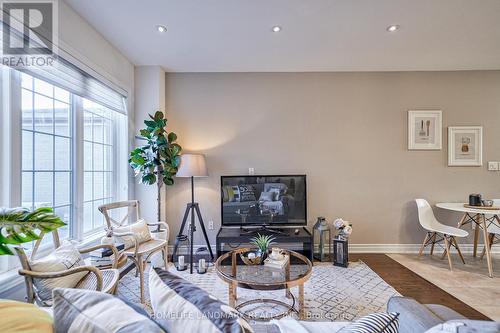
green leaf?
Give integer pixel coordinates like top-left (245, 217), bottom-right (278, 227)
top-left (167, 132), bottom-right (177, 143)
top-left (0, 207), bottom-right (65, 256)
top-left (144, 120), bottom-right (156, 128)
top-left (153, 111), bottom-right (164, 121)
top-left (141, 173), bottom-right (156, 185)
top-left (163, 176), bottom-right (174, 186)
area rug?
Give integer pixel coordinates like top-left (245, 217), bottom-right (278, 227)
top-left (117, 260), bottom-right (400, 322)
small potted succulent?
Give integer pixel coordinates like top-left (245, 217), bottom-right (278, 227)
top-left (250, 233), bottom-right (275, 264)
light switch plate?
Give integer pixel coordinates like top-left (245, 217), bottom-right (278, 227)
top-left (487, 161), bottom-right (500, 171)
top-left (248, 167), bottom-right (255, 175)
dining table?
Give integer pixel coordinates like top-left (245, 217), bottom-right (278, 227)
top-left (436, 202), bottom-right (500, 278)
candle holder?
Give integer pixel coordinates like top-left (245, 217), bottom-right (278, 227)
top-left (176, 264), bottom-right (188, 271)
top-left (196, 267), bottom-right (207, 274)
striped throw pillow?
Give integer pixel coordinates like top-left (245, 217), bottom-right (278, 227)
top-left (52, 288), bottom-right (168, 333)
top-left (339, 312), bottom-right (399, 333)
top-left (149, 267), bottom-right (253, 333)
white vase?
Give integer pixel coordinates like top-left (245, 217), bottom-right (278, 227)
top-left (101, 236), bottom-right (114, 245)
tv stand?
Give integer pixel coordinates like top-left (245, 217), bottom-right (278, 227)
top-left (239, 225), bottom-right (286, 236)
top-left (216, 226), bottom-right (313, 262)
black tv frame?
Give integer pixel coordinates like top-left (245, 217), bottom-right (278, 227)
top-left (220, 174), bottom-right (307, 227)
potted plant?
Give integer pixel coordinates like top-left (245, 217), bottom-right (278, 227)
top-left (250, 233), bottom-right (275, 264)
top-left (0, 207), bottom-right (65, 255)
top-left (129, 111), bottom-right (182, 240)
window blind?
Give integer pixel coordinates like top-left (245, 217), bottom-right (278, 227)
top-left (1, 14), bottom-right (128, 114)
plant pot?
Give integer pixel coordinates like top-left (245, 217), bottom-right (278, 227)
top-left (151, 229), bottom-right (168, 241)
top-left (257, 250), bottom-right (268, 265)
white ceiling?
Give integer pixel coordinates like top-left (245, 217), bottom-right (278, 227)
top-left (65, 0), bottom-right (500, 72)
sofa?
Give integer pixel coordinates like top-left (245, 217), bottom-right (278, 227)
top-left (250, 296), bottom-right (499, 333)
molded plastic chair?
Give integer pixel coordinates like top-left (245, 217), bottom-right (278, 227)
top-left (415, 199), bottom-right (469, 271)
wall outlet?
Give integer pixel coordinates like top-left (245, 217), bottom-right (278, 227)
top-left (208, 220), bottom-right (214, 230)
top-left (487, 161), bottom-right (500, 171)
top-left (248, 167), bottom-right (255, 175)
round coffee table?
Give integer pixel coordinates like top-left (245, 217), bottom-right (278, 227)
top-left (215, 248), bottom-right (312, 321)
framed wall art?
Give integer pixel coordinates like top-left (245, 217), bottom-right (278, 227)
top-left (448, 126), bottom-right (483, 166)
top-left (408, 110), bottom-right (442, 150)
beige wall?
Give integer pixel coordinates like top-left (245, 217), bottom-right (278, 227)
top-left (163, 71), bottom-right (500, 247)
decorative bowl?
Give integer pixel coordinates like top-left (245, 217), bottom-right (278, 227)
top-left (482, 200), bottom-right (494, 207)
top-left (240, 251), bottom-right (262, 265)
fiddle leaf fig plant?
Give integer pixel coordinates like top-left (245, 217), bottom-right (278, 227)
top-left (0, 207), bottom-right (66, 255)
top-left (129, 111), bottom-right (182, 229)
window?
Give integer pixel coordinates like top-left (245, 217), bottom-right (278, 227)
top-left (83, 99), bottom-right (115, 234)
top-left (14, 72), bottom-right (127, 240)
top-left (0, 66), bottom-right (128, 276)
top-left (21, 74), bottom-right (72, 240)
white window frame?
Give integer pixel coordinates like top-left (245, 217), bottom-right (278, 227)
top-left (3, 69), bottom-right (128, 245)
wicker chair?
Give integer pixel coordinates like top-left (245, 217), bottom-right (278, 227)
top-left (15, 230), bottom-right (120, 307)
top-left (98, 200), bottom-right (169, 303)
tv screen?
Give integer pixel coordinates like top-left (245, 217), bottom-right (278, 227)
top-left (221, 175), bottom-right (307, 226)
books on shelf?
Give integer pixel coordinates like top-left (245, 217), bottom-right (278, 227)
top-left (264, 254), bottom-right (289, 270)
top-left (89, 243), bottom-right (125, 258)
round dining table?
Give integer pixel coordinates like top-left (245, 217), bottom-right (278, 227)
top-left (436, 202), bottom-right (500, 278)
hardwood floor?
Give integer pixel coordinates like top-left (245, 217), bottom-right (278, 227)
top-left (350, 253), bottom-right (490, 321)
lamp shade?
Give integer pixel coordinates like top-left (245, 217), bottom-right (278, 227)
top-left (176, 154), bottom-right (208, 177)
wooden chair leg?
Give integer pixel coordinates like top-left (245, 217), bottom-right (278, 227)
top-left (138, 255), bottom-right (145, 304)
top-left (480, 234), bottom-right (495, 260)
top-left (419, 233), bottom-right (430, 257)
top-left (430, 233), bottom-right (437, 255)
top-left (443, 236), bottom-right (453, 271)
top-left (452, 237), bottom-right (465, 265)
top-left (163, 246), bottom-right (168, 268)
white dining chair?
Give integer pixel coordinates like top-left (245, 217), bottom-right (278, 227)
top-left (480, 199), bottom-right (500, 260)
top-left (415, 199), bottom-right (469, 271)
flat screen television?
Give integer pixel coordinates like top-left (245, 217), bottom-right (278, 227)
top-left (221, 175), bottom-right (307, 226)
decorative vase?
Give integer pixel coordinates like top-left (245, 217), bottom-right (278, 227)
top-left (100, 236), bottom-right (114, 245)
top-left (257, 249), bottom-right (268, 265)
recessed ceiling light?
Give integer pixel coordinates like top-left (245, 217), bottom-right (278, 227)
top-left (156, 25), bottom-right (167, 33)
top-left (386, 24), bottom-right (400, 32)
top-left (272, 26), bottom-right (281, 33)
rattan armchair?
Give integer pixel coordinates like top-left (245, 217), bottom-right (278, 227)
top-left (15, 230), bottom-right (120, 307)
top-left (98, 200), bottom-right (169, 303)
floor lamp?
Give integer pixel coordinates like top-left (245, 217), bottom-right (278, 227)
top-left (172, 153), bottom-right (214, 273)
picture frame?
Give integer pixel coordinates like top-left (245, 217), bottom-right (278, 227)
top-left (448, 126), bottom-right (483, 166)
top-left (408, 110), bottom-right (442, 150)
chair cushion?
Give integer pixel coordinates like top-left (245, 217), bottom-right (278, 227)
top-left (113, 219), bottom-right (152, 249)
top-left (75, 268), bottom-right (119, 294)
top-left (149, 267), bottom-right (254, 333)
top-left (52, 288), bottom-right (167, 333)
top-left (0, 300), bottom-right (53, 333)
top-left (338, 312), bottom-right (399, 333)
top-left (29, 241), bottom-right (87, 303)
top-left (124, 239), bottom-right (166, 256)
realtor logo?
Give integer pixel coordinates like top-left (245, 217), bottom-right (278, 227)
top-left (1, 0), bottom-right (57, 66)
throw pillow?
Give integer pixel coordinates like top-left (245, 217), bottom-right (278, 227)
top-left (258, 191), bottom-right (275, 202)
top-left (113, 219), bottom-right (152, 249)
top-left (268, 188), bottom-right (281, 201)
top-left (238, 185), bottom-right (257, 202)
top-left (0, 300), bottom-right (53, 333)
top-left (52, 288), bottom-right (167, 333)
top-left (29, 241), bottom-right (87, 304)
top-left (339, 312), bottom-right (399, 333)
top-left (149, 267), bottom-right (254, 333)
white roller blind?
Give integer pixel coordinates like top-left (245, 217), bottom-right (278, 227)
top-left (0, 12), bottom-right (127, 114)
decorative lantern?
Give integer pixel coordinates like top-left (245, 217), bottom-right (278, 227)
top-left (174, 234), bottom-right (190, 271)
top-left (333, 237), bottom-right (349, 268)
top-left (313, 217), bottom-right (331, 262)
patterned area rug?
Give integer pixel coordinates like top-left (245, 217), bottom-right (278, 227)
top-left (117, 260), bottom-right (400, 322)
